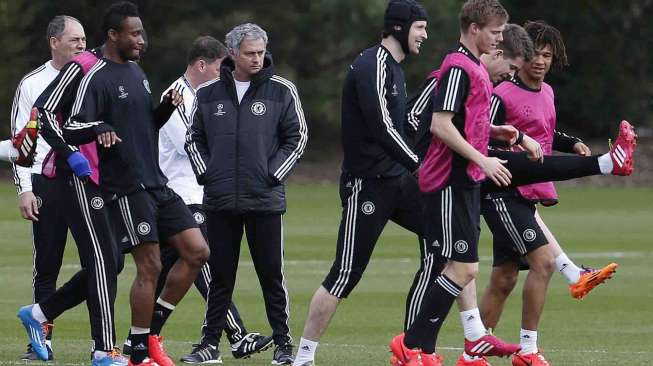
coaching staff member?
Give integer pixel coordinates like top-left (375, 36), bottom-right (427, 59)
top-left (186, 23), bottom-right (307, 365)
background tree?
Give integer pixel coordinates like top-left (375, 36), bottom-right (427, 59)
top-left (1, 0), bottom-right (650, 162)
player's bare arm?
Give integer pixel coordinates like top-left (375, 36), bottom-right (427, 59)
top-left (430, 111), bottom-right (511, 186)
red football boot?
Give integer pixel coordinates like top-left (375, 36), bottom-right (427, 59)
top-left (389, 333), bottom-right (424, 366)
top-left (148, 335), bottom-right (174, 366)
top-left (570, 263), bottom-right (618, 299)
top-left (455, 354), bottom-right (492, 366)
top-left (464, 334), bottom-right (521, 358)
top-left (609, 120), bottom-right (637, 176)
top-left (512, 351), bottom-right (551, 366)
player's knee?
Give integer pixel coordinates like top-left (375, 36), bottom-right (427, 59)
top-left (532, 257), bottom-right (555, 278)
top-left (444, 262), bottom-right (478, 286)
top-left (190, 244), bottom-right (210, 268)
top-left (494, 271), bottom-right (518, 295)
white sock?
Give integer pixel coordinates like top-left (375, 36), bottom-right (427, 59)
top-left (519, 329), bottom-right (538, 355)
top-left (31, 304), bottom-right (47, 323)
top-left (130, 326), bottom-right (150, 335)
top-left (156, 297), bottom-right (176, 310)
top-left (555, 253), bottom-right (581, 284)
top-left (0, 140), bottom-right (18, 162)
top-left (598, 153), bottom-right (613, 175)
top-left (460, 308), bottom-right (486, 341)
top-left (294, 337), bottom-right (319, 365)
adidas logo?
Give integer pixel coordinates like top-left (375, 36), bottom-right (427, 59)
top-left (467, 315), bottom-right (475, 321)
top-left (612, 144), bottom-right (626, 167)
top-left (522, 335), bottom-right (530, 339)
top-left (133, 343), bottom-right (147, 351)
top-left (432, 240), bottom-right (440, 247)
top-left (428, 317), bottom-right (440, 323)
top-left (301, 345), bottom-right (311, 351)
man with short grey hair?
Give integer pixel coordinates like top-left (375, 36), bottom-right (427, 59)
top-left (10, 15), bottom-right (86, 361)
top-left (186, 22), bottom-right (307, 365)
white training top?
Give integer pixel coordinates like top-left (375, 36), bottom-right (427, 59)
top-left (158, 75), bottom-right (204, 205)
top-left (234, 79), bottom-right (251, 103)
top-left (11, 61), bottom-right (59, 194)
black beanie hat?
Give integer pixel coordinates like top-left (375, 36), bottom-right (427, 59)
top-left (384, 0), bottom-right (428, 54)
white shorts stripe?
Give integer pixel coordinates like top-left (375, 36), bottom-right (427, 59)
top-left (330, 179), bottom-right (362, 297)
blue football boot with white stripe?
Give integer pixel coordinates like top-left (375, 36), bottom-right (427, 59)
top-left (17, 305), bottom-right (49, 361)
top-left (92, 349), bottom-right (129, 366)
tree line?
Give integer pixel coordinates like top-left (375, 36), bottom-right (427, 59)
top-left (1, 0), bottom-right (650, 160)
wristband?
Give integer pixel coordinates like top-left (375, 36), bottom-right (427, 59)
top-left (514, 131), bottom-right (524, 146)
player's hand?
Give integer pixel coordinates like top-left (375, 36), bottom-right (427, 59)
top-left (97, 131), bottom-right (122, 148)
top-left (490, 125), bottom-right (519, 145)
top-left (573, 142), bottom-right (591, 156)
top-left (479, 156), bottom-right (512, 186)
top-left (162, 89), bottom-right (183, 107)
top-left (518, 134), bottom-right (544, 163)
top-left (18, 191), bottom-right (39, 221)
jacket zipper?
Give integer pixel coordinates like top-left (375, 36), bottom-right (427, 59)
top-left (234, 87), bottom-right (240, 212)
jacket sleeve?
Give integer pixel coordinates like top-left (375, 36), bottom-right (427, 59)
top-left (158, 85), bottom-right (191, 155)
top-left (267, 77), bottom-right (308, 183)
top-left (184, 93), bottom-right (210, 185)
top-left (63, 71), bottom-right (110, 145)
top-left (357, 60), bottom-right (420, 172)
top-left (406, 76), bottom-right (438, 133)
top-left (553, 130), bottom-right (582, 153)
top-left (10, 76), bottom-right (35, 194)
top-left (35, 62), bottom-right (82, 159)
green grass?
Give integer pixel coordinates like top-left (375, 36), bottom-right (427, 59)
top-left (1, 182), bottom-right (652, 365)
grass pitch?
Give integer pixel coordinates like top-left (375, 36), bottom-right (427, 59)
top-left (0, 182), bottom-right (652, 365)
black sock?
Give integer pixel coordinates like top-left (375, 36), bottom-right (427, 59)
top-left (404, 274), bottom-right (462, 354)
top-left (129, 333), bottom-right (148, 364)
top-left (150, 300), bottom-right (174, 335)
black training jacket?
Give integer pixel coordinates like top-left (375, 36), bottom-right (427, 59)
top-left (340, 44), bottom-right (420, 178)
top-left (186, 56), bottom-right (308, 213)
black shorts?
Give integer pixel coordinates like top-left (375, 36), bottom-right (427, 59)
top-left (423, 185), bottom-right (480, 263)
top-left (110, 186), bottom-right (198, 252)
top-left (481, 192), bottom-right (548, 267)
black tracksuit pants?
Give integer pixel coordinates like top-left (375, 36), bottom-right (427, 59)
top-left (204, 211), bottom-right (290, 346)
top-left (321, 172), bottom-right (445, 330)
top-left (30, 174), bottom-right (70, 305)
top-left (484, 150), bottom-right (601, 192)
top-left (157, 204), bottom-right (248, 345)
top-left (38, 173), bottom-right (120, 351)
